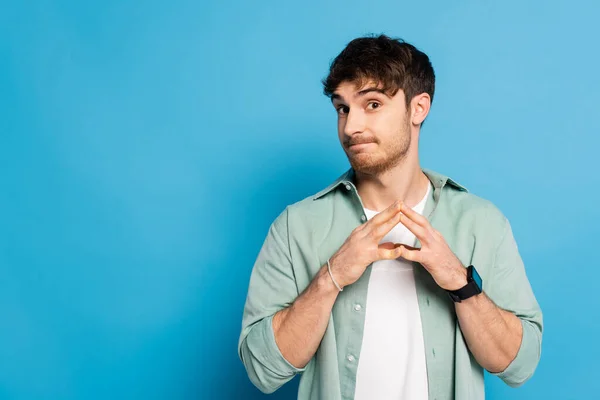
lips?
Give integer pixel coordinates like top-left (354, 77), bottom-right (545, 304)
top-left (348, 142), bottom-right (376, 151)
top-left (349, 141), bottom-right (375, 146)
top-left (347, 137), bottom-right (377, 147)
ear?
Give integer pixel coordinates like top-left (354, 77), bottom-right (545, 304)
top-left (410, 93), bottom-right (431, 126)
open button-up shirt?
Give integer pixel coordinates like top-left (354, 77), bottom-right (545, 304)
top-left (238, 167), bottom-right (543, 400)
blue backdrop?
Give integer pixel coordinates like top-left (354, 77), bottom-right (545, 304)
top-left (1, 1), bottom-right (598, 399)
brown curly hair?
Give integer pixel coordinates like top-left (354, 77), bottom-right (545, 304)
top-left (322, 34), bottom-right (435, 110)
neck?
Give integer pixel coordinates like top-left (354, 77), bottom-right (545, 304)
top-left (354, 151), bottom-right (430, 212)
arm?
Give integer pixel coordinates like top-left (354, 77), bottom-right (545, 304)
top-left (455, 290), bottom-right (524, 373)
top-left (273, 199), bottom-right (412, 368)
top-left (240, 257), bottom-right (339, 394)
top-left (239, 201), bottom-right (407, 393)
top-left (238, 208), bottom-right (307, 394)
top-left (473, 217), bottom-right (543, 387)
top-left (396, 204), bottom-right (543, 387)
top-left (272, 264), bottom-right (339, 369)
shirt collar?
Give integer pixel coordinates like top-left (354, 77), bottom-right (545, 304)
top-left (312, 167), bottom-right (468, 201)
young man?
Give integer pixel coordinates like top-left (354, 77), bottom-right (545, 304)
top-left (238, 34), bottom-right (543, 400)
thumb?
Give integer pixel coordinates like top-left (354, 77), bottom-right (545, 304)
top-left (378, 243), bottom-right (420, 260)
top-left (378, 242), bottom-right (403, 260)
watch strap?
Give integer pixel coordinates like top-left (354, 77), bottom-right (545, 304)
top-left (447, 265), bottom-right (482, 302)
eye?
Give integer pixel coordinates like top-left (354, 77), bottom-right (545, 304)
top-left (336, 105), bottom-right (349, 115)
top-left (367, 101), bottom-right (381, 110)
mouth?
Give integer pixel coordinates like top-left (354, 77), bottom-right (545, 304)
top-left (348, 142), bottom-right (376, 151)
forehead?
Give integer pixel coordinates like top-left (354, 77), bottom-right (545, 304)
top-left (331, 80), bottom-right (395, 103)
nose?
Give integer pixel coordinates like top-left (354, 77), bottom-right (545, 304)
top-left (343, 109), bottom-right (366, 137)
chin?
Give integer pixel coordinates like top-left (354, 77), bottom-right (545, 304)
top-left (348, 151), bottom-right (405, 175)
top-left (349, 156), bottom-right (388, 175)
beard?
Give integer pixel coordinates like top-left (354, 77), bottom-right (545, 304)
top-left (345, 119), bottom-right (412, 176)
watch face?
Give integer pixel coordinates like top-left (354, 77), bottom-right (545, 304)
top-left (471, 266), bottom-right (483, 290)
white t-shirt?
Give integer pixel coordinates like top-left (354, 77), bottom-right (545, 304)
top-left (354, 182), bottom-right (432, 400)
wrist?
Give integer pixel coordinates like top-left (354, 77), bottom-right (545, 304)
top-left (316, 263), bottom-right (342, 296)
top-left (444, 265), bottom-right (468, 291)
top-left (446, 264), bottom-right (483, 303)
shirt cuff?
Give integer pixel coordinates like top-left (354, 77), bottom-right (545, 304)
top-left (248, 313), bottom-right (308, 377)
top-left (491, 318), bottom-right (541, 387)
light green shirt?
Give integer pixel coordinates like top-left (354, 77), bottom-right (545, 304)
top-left (238, 167), bottom-right (543, 400)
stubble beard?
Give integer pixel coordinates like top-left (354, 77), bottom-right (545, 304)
top-left (346, 121), bottom-right (412, 176)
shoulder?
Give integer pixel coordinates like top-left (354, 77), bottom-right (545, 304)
top-left (440, 184), bottom-right (510, 244)
top-left (285, 191), bottom-right (335, 225)
top-left (426, 166), bottom-right (509, 235)
top-left (449, 188), bottom-right (505, 217)
top-left (283, 169), bottom-right (351, 222)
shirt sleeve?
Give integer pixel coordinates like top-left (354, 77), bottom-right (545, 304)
top-left (237, 207), bottom-right (307, 394)
top-left (486, 217), bottom-right (544, 387)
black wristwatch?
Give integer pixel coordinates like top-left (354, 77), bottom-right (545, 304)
top-left (447, 265), bottom-right (483, 303)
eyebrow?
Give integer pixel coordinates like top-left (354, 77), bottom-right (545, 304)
top-left (330, 87), bottom-right (388, 103)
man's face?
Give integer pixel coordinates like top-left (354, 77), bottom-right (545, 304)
top-left (331, 80), bottom-right (412, 175)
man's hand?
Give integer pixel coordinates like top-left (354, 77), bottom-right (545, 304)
top-left (270, 199), bottom-right (408, 371)
top-left (395, 201), bottom-right (468, 291)
top-left (329, 200), bottom-right (406, 289)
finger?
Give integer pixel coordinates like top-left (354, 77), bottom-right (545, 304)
top-left (398, 212), bottom-right (428, 242)
top-left (364, 200), bottom-right (402, 232)
top-left (399, 201), bottom-right (430, 228)
top-left (378, 242), bottom-right (398, 250)
top-left (397, 244), bottom-right (422, 262)
top-left (378, 242), bottom-right (419, 252)
top-left (378, 243), bottom-right (422, 262)
top-left (397, 244), bottom-right (419, 251)
top-left (378, 242), bottom-right (404, 260)
top-left (372, 210), bottom-right (403, 240)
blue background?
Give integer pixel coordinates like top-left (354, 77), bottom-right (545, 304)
top-left (1, 0), bottom-right (598, 399)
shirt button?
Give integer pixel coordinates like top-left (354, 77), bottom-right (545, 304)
top-left (347, 355), bottom-right (355, 362)
top-left (360, 215), bottom-right (367, 222)
top-left (345, 184), bottom-right (351, 191)
top-left (354, 304), bottom-right (362, 311)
